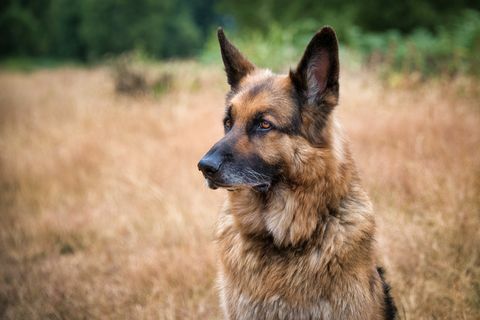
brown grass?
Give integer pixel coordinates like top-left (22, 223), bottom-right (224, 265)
top-left (0, 62), bottom-right (479, 319)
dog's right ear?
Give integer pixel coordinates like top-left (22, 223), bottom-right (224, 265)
top-left (217, 28), bottom-right (255, 88)
top-left (289, 26), bottom-right (339, 108)
top-left (289, 27), bottom-right (340, 146)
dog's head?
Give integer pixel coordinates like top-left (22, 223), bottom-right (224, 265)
top-left (198, 27), bottom-right (340, 192)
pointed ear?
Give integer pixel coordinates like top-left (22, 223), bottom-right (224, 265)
top-left (290, 26), bottom-right (339, 108)
top-left (217, 28), bottom-right (255, 88)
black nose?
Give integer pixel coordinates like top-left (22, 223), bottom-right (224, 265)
top-left (198, 154), bottom-right (222, 177)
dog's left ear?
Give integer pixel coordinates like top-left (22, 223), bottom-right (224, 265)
top-left (217, 28), bottom-right (255, 89)
top-left (290, 26), bottom-right (339, 109)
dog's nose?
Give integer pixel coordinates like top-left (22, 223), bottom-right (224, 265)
top-left (198, 154), bottom-right (222, 177)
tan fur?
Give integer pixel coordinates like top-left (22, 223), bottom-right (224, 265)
top-left (214, 70), bottom-right (390, 319)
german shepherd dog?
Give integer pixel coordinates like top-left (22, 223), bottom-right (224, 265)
top-left (198, 26), bottom-right (397, 320)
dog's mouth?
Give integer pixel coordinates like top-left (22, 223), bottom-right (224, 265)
top-left (205, 178), bottom-right (270, 193)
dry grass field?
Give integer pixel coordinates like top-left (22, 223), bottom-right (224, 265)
top-left (0, 62), bottom-right (479, 319)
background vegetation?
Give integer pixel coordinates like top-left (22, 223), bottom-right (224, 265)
top-left (1, 1), bottom-right (479, 319)
top-left (1, 0), bottom-right (480, 76)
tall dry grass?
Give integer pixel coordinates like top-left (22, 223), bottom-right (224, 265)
top-left (0, 62), bottom-right (479, 319)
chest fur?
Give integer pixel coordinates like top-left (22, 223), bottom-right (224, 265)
top-left (215, 201), bottom-right (382, 319)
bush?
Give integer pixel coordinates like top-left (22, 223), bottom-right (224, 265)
top-left (347, 10), bottom-right (480, 77)
top-left (202, 10), bottom-right (480, 79)
top-left (110, 52), bottom-right (174, 96)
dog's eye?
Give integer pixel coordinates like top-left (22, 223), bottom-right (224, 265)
top-left (224, 119), bottom-right (232, 130)
top-left (258, 120), bottom-right (272, 130)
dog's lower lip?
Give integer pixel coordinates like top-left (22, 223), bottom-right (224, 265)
top-left (206, 178), bottom-right (232, 190)
top-left (253, 183), bottom-right (270, 192)
top-left (206, 178), bottom-right (270, 192)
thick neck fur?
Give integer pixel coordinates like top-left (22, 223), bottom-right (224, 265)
top-left (227, 115), bottom-right (357, 247)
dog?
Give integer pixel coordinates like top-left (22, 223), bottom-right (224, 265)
top-left (197, 26), bottom-right (397, 320)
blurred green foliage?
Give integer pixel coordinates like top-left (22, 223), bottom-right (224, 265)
top-left (202, 10), bottom-right (480, 77)
top-left (201, 22), bottom-right (316, 70)
top-left (1, 0), bottom-right (479, 77)
top-left (347, 10), bottom-right (480, 77)
top-left (209, 1), bottom-right (480, 77)
top-left (217, 0), bottom-right (480, 35)
top-left (0, 0), bottom-right (217, 60)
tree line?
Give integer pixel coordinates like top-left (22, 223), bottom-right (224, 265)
top-left (1, 0), bottom-right (479, 60)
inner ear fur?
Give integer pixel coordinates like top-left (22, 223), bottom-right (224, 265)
top-left (217, 28), bottom-right (255, 88)
top-left (290, 26), bottom-right (339, 108)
